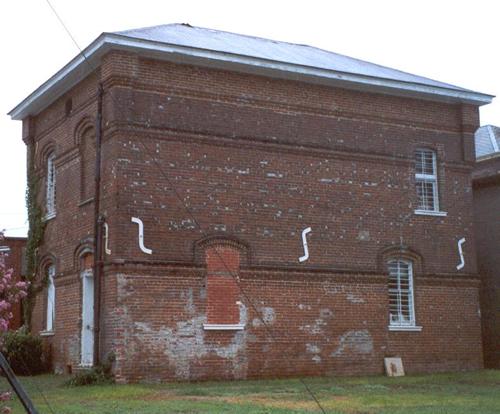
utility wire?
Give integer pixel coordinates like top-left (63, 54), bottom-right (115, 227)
top-left (42, 1), bottom-right (328, 412)
top-left (44, 0), bottom-right (82, 53)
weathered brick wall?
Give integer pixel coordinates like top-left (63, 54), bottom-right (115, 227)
top-left (101, 52), bottom-right (477, 277)
top-left (25, 70), bottom-right (120, 372)
top-left (473, 156), bottom-right (500, 368)
top-left (26, 49), bottom-right (483, 379)
top-left (104, 267), bottom-right (481, 382)
top-left (387, 280), bottom-right (483, 372)
top-left (110, 134), bottom-right (475, 274)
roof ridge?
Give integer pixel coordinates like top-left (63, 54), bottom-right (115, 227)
top-left (114, 23), bottom-right (472, 92)
top-left (9, 23), bottom-right (493, 120)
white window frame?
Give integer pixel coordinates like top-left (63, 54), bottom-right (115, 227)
top-left (414, 149), bottom-right (439, 212)
top-left (46, 265), bottom-right (56, 332)
top-left (46, 153), bottom-right (56, 219)
top-left (387, 259), bottom-right (421, 331)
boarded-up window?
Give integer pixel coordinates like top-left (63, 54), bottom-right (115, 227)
top-left (80, 127), bottom-right (95, 202)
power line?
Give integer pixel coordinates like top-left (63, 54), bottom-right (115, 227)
top-left (44, 0), bottom-right (82, 52)
top-left (42, 1), bottom-right (328, 412)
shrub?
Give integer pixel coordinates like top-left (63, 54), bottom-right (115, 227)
top-left (1, 329), bottom-right (45, 375)
top-left (66, 352), bottom-right (115, 387)
top-left (0, 231), bottom-right (29, 332)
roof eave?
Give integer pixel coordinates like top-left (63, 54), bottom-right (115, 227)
top-left (8, 34), bottom-right (109, 120)
top-left (9, 34), bottom-right (494, 121)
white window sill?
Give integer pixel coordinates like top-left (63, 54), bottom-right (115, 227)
top-left (203, 323), bottom-right (245, 331)
top-left (388, 325), bottom-right (422, 332)
top-left (39, 330), bottom-right (55, 337)
top-left (414, 210), bottom-right (447, 217)
top-left (78, 198), bottom-right (94, 207)
top-left (43, 213), bottom-right (56, 222)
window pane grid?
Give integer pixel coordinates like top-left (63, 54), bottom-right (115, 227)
top-left (415, 149), bottom-right (435, 175)
top-left (388, 260), bottom-right (415, 327)
top-left (46, 154), bottom-right (56, 216)
top-left (415, 149), bottom-right (439, 212)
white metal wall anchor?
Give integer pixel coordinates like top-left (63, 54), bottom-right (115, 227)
top-left (456, 237), bottom-right (466, 270)
top-left (103, 222), bottom-right (111, 255)
top-left (131, 217), bottom-right (153, 255)
top-left (299, 227), bottom-right (312, 262)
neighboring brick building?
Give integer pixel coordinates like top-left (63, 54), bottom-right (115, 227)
top-left (8, 24), bottom-right (494, 382)
top-left (473, 125), bottom-right (500, 368)
top-left (0, 236), bottom-right (27, 330)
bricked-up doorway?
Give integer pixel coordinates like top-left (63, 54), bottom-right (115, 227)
top-left (80, 254), bottom-right (94, 366)
top-left (205, 244), bottom-right (241, 327)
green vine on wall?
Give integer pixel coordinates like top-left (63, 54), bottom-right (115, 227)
top-left (24, 144), bottom-right (46, 330)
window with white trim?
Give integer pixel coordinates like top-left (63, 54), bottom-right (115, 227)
top-left (46, 265), bottom-right (56, 332)
top-left (388, 259), bottom-right (416, 327)
top-left (415, 149), bottom-right (439, 212)
top-left (46, 153), bottom-right (56, 218)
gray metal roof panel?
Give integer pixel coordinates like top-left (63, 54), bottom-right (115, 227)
top-left (116, 23), bottom-right (470, 92)
top-left (8, 24), bottom-right (494, 121)
top-left (475, 125), bottom-right (500, 158)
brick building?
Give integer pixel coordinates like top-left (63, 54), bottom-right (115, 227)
top-left (8, 24), bottom-right (494, 382)
top-left (473, 125), bottom-right (500, 368)
top-left (0, 236), bottom-right (27, 330)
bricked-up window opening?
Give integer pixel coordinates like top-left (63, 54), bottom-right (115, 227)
top-left (204, 245), bottom-right (243, 329)
top-left (46, 264), bottom-right (56, 332)
top-left (65, 98), bottom-right (72, 116)
top-left (388, 259), bottom-right (415, 327)
top-left (46, 152), bottom-right (56, 218)
top-left (80, 128), bottom-right (95, 202)
top-left (415, 149), bottom-right (439, 211)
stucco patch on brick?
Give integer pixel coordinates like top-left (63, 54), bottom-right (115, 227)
top-left (331, 330), bottom-right (374, 357)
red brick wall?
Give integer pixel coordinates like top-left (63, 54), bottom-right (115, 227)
top-left (25, 70), bottom-right (108, 373)
top-left (473, 156), bottom-right (500, 368)
top-left (25, 50), bottom-right (483, 380)
top-left (105, 267), bottom-right (481, 382)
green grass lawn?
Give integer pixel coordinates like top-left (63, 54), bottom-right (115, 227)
top-left (1, 370), bottom-right (499, 413)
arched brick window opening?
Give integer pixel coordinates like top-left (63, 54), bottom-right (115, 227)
top-left (79, 126), bottom-right (96, 203)
top-left (80, 252), bottom-right (93, 271)
top-left (203, 244), bottom-right (243, 329)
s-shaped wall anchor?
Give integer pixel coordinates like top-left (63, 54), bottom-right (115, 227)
top-left (131, 217), bottom-right (153, 255)
top-left (299, 227), bottom-right (312, 262)
top-left (456, 237), bottom-right (466, 270)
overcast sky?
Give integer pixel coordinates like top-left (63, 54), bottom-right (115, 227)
top-left (1, 0), bottom-right (498, 237)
